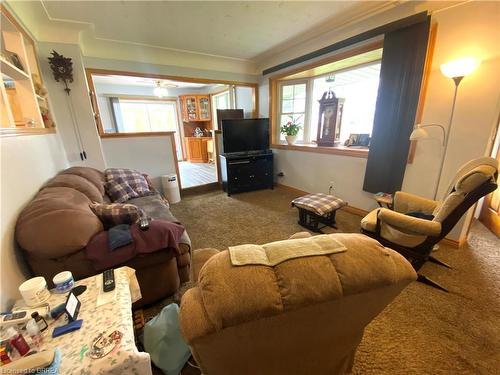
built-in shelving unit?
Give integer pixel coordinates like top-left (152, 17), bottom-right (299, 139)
top-left (1, 5), bottom-right (55, 136)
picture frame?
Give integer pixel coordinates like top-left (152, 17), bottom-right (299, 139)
top-left (345, 133), bottom-right (371, 147)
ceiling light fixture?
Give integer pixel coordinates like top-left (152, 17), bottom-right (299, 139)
top-left (153, 81), bottom-right (168, 98)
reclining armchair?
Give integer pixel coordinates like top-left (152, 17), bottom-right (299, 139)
top-left (361, 157), bottom-right (498, 291)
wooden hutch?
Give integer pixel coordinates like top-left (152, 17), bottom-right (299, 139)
top-left (179, 94), bottom-right (213, 163)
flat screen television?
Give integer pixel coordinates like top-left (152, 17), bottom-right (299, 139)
top-left (222, 118), bottom-right (269, 154)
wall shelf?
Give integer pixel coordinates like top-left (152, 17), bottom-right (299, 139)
top-left (0, 58), bottom-right (30, 80)
top-left (1, 5), bottom-right (55, 135)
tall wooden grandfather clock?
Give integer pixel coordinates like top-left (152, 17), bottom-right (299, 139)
top-left (316, 90), bottom-right (344, 146)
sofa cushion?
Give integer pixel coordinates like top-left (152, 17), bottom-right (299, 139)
top-left (58, 167), bottom-right (106, 196)
top-left (43, 174), bottom-right (104, 203)
top-left (105, 177), bottom-right (140, 203)
top-left (89, 203), bottom-right (145, 228)
top-left (105, 168), bottom-right (152, 197)
top-left (16, 187), bottom-right (103, 258)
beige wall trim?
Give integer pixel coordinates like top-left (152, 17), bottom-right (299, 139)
top-left (341, 205), bottom-right (369, 217)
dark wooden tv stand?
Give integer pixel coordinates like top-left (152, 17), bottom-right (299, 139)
top-left (220, 152), bottom-right (274, 196)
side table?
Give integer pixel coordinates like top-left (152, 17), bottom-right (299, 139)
top-left (11, 267), bottom-right (151, 375)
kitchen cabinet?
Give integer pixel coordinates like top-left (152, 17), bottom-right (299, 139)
top-left (186, 137), bottom-right (210, 163)
top-left (180, 94), bottom-right (211, 123)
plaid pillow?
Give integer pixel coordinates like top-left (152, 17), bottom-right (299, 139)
top-left (89, 203), bottom-right (145, 228)
top-left (105, 177), bottom-right (139, 203)
top-left (105, 168), bottom-right (151, 197)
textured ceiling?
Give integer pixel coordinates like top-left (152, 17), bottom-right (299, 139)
top-left (40, 1), bottom-right (385, 60)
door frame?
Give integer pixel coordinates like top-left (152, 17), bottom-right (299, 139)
top-left (85, 68), bottom-right (259, 189)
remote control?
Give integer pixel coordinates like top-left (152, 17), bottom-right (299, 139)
top-left (138, 217), bottom-right (149, 231)
top-left (102, 269), bottom-right (115, 293)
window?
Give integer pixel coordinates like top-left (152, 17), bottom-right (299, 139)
top-left (109, 99), bottom-right (179, 133)
top-left (108, 98), bottom-right (182, 158)
top-left (278, 82), bottom-right (307, 142)
top-left (277, 62), bottom-right (380, 145)
top-left (213, 91), bottom-right (231, 110)
top-left (270, 46), bottom-right (383, 152)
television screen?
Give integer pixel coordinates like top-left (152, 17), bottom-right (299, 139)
top-left (222, 118), bottom-right (269, 154)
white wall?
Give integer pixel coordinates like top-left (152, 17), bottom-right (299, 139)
top-left (0, 134), bottom-right (69, 310)
top-left (402, 1), bottom-right (500, 240)
top-left (101, 135), bottom-right (177, 190)
top-left (38, 42), bottom-right (106, 170)
top-left (260, 1), bottom-right (500, 241)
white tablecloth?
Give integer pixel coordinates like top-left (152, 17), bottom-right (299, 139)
top-left (14, 267), bottom-right (152, 375)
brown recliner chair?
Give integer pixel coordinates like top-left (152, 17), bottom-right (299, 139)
top-left (360, 157), bottom-right (498, 291)
top-left (180, 233), bottom-right (416, 375)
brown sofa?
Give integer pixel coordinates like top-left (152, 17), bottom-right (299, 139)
top-left (15, 167), bottom-right (191, 307)
top-left (180, 233), bottom-right (416, 374)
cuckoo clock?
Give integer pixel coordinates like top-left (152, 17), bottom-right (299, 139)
top-left (316, 90), bottom-right (344, 147)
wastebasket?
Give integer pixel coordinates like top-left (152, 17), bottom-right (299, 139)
top-left (161, 174), bottom-right (181, 204)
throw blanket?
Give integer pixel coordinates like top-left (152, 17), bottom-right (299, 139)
top-left (86, 220), bottom-right (185, 270)
top-left (229, 234), bottom-right (346, 267)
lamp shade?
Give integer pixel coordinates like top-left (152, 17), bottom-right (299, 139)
top-left (409, 127), bottom-right (430, 141)
top-left (440, 57), bottom-right (480, 79)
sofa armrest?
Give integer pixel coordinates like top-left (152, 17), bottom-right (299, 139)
top-left (378, 208), bottom-right (441, 237)
top-left (393, 192), bottom-right (438, 215)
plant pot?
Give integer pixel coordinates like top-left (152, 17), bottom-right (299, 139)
top-left (285, 135), bottom-right (297, 145)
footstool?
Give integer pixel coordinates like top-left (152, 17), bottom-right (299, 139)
top-left (291, 193), bottom-right (348, 233)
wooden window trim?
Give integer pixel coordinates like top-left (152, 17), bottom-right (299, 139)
top-left (272, 142), bottom-right (368, 158)
top-left (268, 40), bottom-right (383, 155)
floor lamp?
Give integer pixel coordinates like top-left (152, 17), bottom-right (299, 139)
top-left (410, 57), bottom-right (480, 200)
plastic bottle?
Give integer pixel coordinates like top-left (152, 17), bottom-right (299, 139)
top-left (26, 318), bottom-right (43, 347)
top-left (6, 327), bottom-right (30, 356)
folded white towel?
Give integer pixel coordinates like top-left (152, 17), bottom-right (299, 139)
top-left (229, 234), bottom-right (346, 266)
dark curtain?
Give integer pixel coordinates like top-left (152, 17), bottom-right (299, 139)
top-left (363, 17), bottom-right (431, 194)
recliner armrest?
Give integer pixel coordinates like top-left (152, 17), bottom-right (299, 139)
top-left (377, 208), bottom-right (441, 237)
top-left (393, 191), bottom-right (438, 215)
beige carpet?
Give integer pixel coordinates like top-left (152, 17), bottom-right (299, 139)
top-left (160, 186), bottom-right (500, 374)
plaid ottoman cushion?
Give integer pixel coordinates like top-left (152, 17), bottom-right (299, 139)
top-left (105, 177), bottom-right (140, 203)
top-left (90, 202), bottom-right (145, 228)
top-left (292, 193), bottom-right (347, 216)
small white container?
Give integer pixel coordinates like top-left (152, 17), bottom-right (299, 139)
top-left (18, 277), bottom-right (50, 307)
top-left (52, 271), bottom-right (74, 293)
top-left (161, 174), bottom-right (181, 204)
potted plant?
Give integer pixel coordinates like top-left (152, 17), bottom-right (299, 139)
top-left (280, 116), bottom-right (302, 145)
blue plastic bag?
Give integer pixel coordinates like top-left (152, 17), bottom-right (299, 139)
top-left (144, 303), bottom-right (191, 375)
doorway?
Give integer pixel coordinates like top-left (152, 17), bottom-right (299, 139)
top-left (86, 69), bottom-right (258, 190)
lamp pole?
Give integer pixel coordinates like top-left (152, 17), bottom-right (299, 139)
top-left (432, 76), bottom-right (463, 200)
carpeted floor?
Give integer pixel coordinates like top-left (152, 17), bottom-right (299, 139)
top-left (149, 186), bottom-right (500, 374)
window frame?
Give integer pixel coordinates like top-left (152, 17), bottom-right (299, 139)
top-left (277, 79), bottom-right (310, 143)
top-left (268, 40), bottom-right (385, 158)
top-left (108, 97), bottom-right (180, 134)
